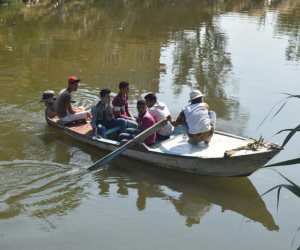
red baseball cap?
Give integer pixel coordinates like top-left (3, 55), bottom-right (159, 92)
top-left (68, 75), bottom-right (81, 85)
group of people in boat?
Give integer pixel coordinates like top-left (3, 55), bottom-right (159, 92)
top-left (42, 75), bottom-right (216, 146)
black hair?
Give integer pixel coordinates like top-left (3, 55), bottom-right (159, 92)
top-left (137, 99), bottom-right (146, 107)
top-left (100, 88), bottom-right (111, 98)
top-left (191, 97), bottom-right (203, 104)
top-left (119, 81), bottom-right (130, 90)
top-left (144, 92), bottom-right (157, 102)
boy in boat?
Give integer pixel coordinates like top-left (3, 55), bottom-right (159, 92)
top-left (112, 81), bottom-right (138, 129)
top-left (41, 90), bottom-right (56, 118)
top-left (119, 99), bottom-right (156, 146)
top-left (91, 88), bottom-right (127, 138)
top-left (55, 76), bottom-right (91, 123)
top-left (171, 89), bottom-right (216, 145)
top-left (144, 92), bottom-right (174, 140)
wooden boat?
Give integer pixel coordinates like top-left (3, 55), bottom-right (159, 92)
top-left (45, 116), bottom-right (281, 177)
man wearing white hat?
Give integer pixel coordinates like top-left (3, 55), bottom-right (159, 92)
top-left (171, 89), bottom-right (216, 145)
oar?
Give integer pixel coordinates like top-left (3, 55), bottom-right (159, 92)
top-left (87, 119), bottom-right (168, 171)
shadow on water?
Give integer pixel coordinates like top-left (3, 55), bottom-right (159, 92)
top-left (91, 155), bottom-right (279, 231)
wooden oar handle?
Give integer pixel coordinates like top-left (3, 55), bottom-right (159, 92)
top-left (133, 119), bottom-right (168, 143)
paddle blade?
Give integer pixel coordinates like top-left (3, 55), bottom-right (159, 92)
top-left (87, 144), bottom-right (130, 171)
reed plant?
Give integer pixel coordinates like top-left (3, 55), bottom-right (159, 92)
top-left (260, 93), bottom-right (300, 249)
top-left (262, 93), bottom-right (300, 166)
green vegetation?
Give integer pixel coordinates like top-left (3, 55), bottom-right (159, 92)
top-left (0, 0), bottom-right (22, 5)
top-left (261, 94), bottom-right (300, 249)
top-left (263, 94), bottom-right (300, 167)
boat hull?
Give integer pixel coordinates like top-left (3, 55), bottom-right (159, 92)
top-left (46, 118), bottom-right (280, 177)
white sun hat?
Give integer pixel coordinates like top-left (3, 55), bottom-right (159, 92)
top-left (189, 89), bottom-right (205, 102)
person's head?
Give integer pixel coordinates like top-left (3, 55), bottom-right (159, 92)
top-left (137, 99), bottom-right (147, 116)
top-left (100, 88), bottom-right (111, 104)
top-left (119, 81), bottom-right (130, 94)
top-left (67, 75), bottom-right (81, 92)
top-left (41, 90), bottom-right (56, 108)
top-left (144, 92), bottom-right (157, 108)
top-left (189, 89), bottom-right (204, 104)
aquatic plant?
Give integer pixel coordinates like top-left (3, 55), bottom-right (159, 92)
top-left (262, 93), bottom-right (300, 166)
top-left (260, 93), bottom-right (300, 249)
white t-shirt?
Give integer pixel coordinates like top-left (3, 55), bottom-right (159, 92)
top-left (183, 103), bottom-right (211, 134)
top-left (148, 101), bottom-right (174, 136)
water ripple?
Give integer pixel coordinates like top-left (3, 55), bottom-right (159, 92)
top-left (0, 160), bottom-right (88, 221)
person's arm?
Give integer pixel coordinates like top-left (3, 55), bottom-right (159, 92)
top-left (166, 114), bottom-right (173, 122)
top-left (127, 112), bottom-right (135, 119)
top-left (73, 106), bottom-right (86, 112)
top-left (66, 101), bottom-right (76, 114)
top-left (91, 106), bottom-right (98, 130)
top-left (163, 104), bottom-right (174, 122)
top-left (108, 101), bottom-right (114, 118)
top-left (204, 102), bottom-right (209, 110)
top-left (112, 96), bottom-right (122, 118)
top-left (124, 100), bottom-right (136, 120)
top-left (67, 104), bottom-right (86, 114)
top-left (45, 105), bottom-right (56, 118)
top-left (170, 111), bottom-right (185, 127)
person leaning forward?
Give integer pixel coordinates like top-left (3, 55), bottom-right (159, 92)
top-left (55, 76), bottom-right (91, 123)
top-left (171, 89), bottom-right (216, 145)
top-left (144, 92), bottom-right (174, 140)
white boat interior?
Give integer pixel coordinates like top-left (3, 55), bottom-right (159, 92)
top-left (151, 132), bottom-right (270, 158)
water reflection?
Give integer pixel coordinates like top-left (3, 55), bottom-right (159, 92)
top-left (274, 1), bottom-right (300, 62)
top-left (0, 160), bottom-right (86, 225)
top-left (1, 0), bottom-right (299, 122)
top-left (94, 157), bottom-right (279, 231)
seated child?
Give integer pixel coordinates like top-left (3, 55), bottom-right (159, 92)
top-left (119, 99), bottom-right (156, 146)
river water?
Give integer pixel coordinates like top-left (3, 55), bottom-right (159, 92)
top-left (0, 1), bottom-right (300, 249)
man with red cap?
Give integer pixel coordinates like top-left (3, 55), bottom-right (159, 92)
top-left (55, 76), bottom-right (91, 123)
